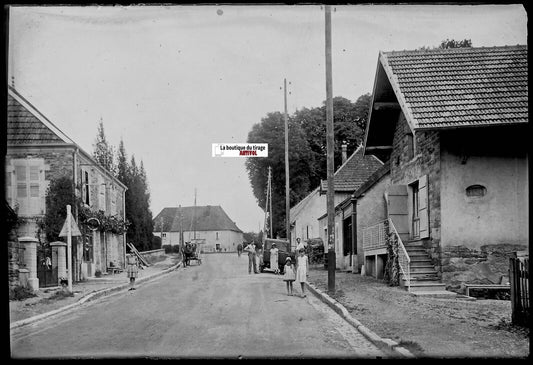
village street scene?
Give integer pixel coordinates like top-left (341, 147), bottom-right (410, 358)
top-left (5, 4), bottom-right (529, 360)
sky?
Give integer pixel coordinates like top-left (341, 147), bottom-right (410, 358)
top-left (7, 4), bottom-right (527, 233)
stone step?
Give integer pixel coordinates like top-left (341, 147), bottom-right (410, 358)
top-left (410, 267), bottom-right (437, 273)
top-left (411, 274), bottom-right (438, 280)
top-left (405, 240), bottom-right (425, 246)
top-left (407, 281), bottom-right (447, 292)
top-left (410, 259), bottom-right (433, 264)
top-left (405, 247), bottom-right (428, 255)
top-left (409, 290), bottom-right (458, 298)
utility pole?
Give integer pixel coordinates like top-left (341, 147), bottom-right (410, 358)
top-left (263, 166), bottom-right (273, 240)
top-left (325, 5), bottom-right (336, 293)
top-left (284, 78), bottom-right (291, 248)
top-left (179, 204), bottom-right (183, 249)
top-left (193, 188), bottom-right (197, 240)
top-left (269, 168), bottom-right (273, 239)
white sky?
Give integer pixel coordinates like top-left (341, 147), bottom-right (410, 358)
top-left (8, 4), bottom-right (527, 233)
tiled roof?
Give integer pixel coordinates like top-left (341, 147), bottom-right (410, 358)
top-left (7, 94), bottom-right (67, 144)
top-left (320, 146), bottom-right (383, 193)
top-left (153, 205), bottom-right (243, 233)
top-left (380, 45), bottom-right (528, 129)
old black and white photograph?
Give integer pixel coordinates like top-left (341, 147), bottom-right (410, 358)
top-left (5, 3), bottom-right (529, 359)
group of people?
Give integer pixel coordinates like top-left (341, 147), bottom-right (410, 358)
top-left (241, 239), bottom-right (308, 298)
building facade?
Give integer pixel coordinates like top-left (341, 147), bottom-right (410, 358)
top-left (6, 86), bottom-right (128, 288)
top-left (362, 45), bottom-right (528, 291)
top-left (153, 205), bottom-right (243, 253)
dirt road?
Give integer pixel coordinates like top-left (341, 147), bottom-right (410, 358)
top-left (11, 253), bottom-right (385, 359)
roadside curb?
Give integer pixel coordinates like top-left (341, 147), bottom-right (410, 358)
top-left (305, 282), bottom-right (416, 358)
top-left (10, 262), bottom-right (182, 330)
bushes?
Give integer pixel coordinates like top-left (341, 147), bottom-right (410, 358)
top-left (9, 285), bottom-right (37, 301)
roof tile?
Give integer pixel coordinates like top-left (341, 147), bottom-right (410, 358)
top-left (381, 45), bottom-right (528, 129)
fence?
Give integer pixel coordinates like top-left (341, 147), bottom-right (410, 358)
top-left (509, 257), bottom-right (529, 326)
top-left (388, 219), bottom-right (411, 291)
top-left (362, 220), bottom-right (387, 251)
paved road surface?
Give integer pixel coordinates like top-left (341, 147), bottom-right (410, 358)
top-left (11, 253), bottom-right (385, 359)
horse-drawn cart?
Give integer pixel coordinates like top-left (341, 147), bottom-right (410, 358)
top-left (182, 238), bottom-right (205, 266)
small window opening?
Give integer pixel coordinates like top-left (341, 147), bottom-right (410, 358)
top-left (466, 185), bottom-right (487, 197)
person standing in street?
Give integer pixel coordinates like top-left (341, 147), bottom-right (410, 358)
top-left (126, 253), bottom-right (139, 291)
top-left (282, 257), bottom-right (295, 295)
top-left (295, 248), bottom-right (308, 297)
top-left (237, 242), bottom-right (243, 257)
top-left (270, 243), bottom-right (279, 274)
top-left (244, 241), bottom-right (258, 274)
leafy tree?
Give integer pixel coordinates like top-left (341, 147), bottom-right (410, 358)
top-left (418, 38), bottom-right (472, 51)
top-left (246, 112), bottom-right (315, 238)
top-left (292, 94), bottom-right (371, 186)
top-left (116, 139), bottom-right (129, 185)
top-left (439, 38), bottom-right (472, 49)
top-left (245, 95), bottom-right (371, 237)
top-left (122, 154), bottom-right (155, 251)
top-left (93, 118), bottom-right (116, 174)
top-left (43, 176), bottom-right (76, 242)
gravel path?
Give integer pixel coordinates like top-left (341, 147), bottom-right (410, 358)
top-left (307, 267), bottom-right (529, 358)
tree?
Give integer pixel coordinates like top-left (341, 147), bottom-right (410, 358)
top-left (418, 38), bottom-right (473, 51)
top-left (245, 95), bottom-right (371, 237)
top-left (122, 155), bottom-right (155, 251)
top-left (43, 176), bottom-right (76, 242)
top-left (93, 118), bottom-right (116, 174)
top-left (292, 94), bottom-right (371, 185)
top-left (245, 112), bottom-right (315, 238)
top-left (439, 38), bottom-right (472, 49)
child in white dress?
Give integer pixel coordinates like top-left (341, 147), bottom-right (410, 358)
top-left (295, 249), bottom-right (308, 297)
top-left (282, 257), bottom-right (295, 296)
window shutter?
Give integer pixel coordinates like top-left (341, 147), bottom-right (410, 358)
top-left (6, 169), bottom-right (12, 207)
top-left (418, 174), bottom-right (430, 239)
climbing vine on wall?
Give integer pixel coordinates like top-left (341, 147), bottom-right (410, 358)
top-left (383, 220), bottom-right (400, 286)
top-left (78, 206), bottom-right (130, 235)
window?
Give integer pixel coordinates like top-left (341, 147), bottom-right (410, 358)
top-left (110, 186), bottom-right (117, 215)
top-left (466, 185), bottom-right (487, 197)
top-left (99, 181), bottom-right (106, 212)
top-left (12, 160), bottom-right (44, 215)
top-left (82, 170), bottom-right (90, 206)
top-left (162, 233), bottom-right (167, 238)
top-left (410, 180), bottom-right (420, 239)
top-left (83, 234), bottom-right (94, 262)
top-left (216, 232), bottom-right (219, 240)
top-left (406, 132), bottom-right (414, 160)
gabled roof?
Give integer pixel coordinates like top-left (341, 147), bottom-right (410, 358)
top-left (7, 86), bottom-right (127, 190)
top-left (373, 45), bottom-right (528, 132)
top-left (7, 86), bottom-right (75, 145)
top-left (153, 205), bottom-right (243, 233)
top-left (319, 145), bottom-right (383, 194)
top-left (289, 187), bottom-right (320, 219)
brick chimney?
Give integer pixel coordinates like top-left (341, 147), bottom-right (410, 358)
top-left (341, 144), bottom-right (348, 164)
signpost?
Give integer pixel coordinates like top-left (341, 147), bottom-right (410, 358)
top-left (59, 204), bottom-right (82, 293)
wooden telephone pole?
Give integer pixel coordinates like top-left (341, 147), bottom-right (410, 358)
top-left (284, 78), bottom-right (291, 247)
top-left (325, 5), bottom-right (336, 293)
top-left (263, 166), bottom-right (273, 240)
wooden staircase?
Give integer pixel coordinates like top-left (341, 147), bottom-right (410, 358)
top-left (402, 240), bottom-right (447, 293)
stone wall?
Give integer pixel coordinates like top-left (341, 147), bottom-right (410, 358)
top-left (389, 113), bottom-right (442, 272)
top-left (8, 228), bottom-right (21, 289)
top-left (442, 243), bottom-right (527, 293)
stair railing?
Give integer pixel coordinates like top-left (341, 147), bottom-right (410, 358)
top-left (388, 218), bottom-right (411, 291)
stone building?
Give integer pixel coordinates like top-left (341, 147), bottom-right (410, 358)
top-left (153, 205), bottom-right (243, 253)
top-left (6, 85), bottom-right (128, 289)
top-left (290, 145), bottom-right (383, 263)
top-left (361, 45), bottom-right (528, 292)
